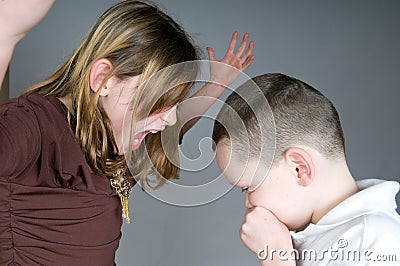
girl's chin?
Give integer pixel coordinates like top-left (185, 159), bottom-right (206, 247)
top-left (132, 131), bottom-right (151, 150)
top-left (118, 131), bottom-right (155, 154)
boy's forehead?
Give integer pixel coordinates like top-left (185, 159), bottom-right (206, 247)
top-left (215, 140), bottom-right (237, 172)
top-left (215, 141), bottom-right (235, 166)
top-left (216, 141), bottom-right (268, 190)
top-left (215, 140), bottom-right (230, 157)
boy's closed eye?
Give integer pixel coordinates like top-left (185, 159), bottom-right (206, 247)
top-left (241, 187), bottom-right (249, 193)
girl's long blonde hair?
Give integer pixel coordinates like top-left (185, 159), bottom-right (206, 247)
top-left (28, 0), bottom-right (199, 186)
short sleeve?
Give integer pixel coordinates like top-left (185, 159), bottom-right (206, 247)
top-left (0, 100), bottom-right (41, 179)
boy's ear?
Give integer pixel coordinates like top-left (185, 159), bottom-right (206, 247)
top-left (89, 58), bottom-right (113, 96)
top-left (284, 147), bottom-right (314, 187)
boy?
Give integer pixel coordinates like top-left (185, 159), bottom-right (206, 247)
top-left (213, 73), bottom-right (400, 265)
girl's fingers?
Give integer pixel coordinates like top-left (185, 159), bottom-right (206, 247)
top-left (207, 47), bottom-right (216, 61)
top-left (240, 41), bottom-right (254, 62)
top-left (242, 55), bottom-right (255, 70)
top-left (235, 33), bottom-right (249, 56)
top-left (226, 31), bottom-right (238, 55)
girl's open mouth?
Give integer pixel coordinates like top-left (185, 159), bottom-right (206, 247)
top-left (132, 130), bottom-right (160, 150)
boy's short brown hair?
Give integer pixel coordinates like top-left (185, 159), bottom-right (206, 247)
top-left (213, 73), bottom-right (345, 164)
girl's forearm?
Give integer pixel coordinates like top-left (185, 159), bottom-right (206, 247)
top-left (0, 42), bottom-right (16, 87)
top-left (180, 82), bottom-right (225, 135)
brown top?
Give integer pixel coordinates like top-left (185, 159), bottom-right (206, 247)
top-left (0, 92), bottom-right (130, 265)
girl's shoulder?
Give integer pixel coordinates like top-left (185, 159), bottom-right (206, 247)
top-left (0, 91), bottom-right (71, 155)
top-left (1, 91), bottom-right (68, 126)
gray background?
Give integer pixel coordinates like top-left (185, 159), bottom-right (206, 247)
top-left (9, 0), bottom-right (400, 265)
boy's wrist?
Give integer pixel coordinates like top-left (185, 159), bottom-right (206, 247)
top-left (260, 259), bottom-right (295, 266)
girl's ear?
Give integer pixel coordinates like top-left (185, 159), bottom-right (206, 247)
top-left (284, 147), bottom-right (315, 187)
top-left (89, 58), bottom-right (113, 96)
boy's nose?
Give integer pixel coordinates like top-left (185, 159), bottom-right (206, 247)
top-left (245, 193), bottom-right (253, 209)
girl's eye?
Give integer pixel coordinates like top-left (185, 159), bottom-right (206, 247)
top-left (241, 187), bottom-right (249, 193)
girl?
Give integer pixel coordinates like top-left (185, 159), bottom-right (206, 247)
top-left (0, 0), bottom-right (254, 265)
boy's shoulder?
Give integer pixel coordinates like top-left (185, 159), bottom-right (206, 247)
top-left (339, 210), bottom-right (400, 263)
top-left (360, 209), bottom-right (400, 249)
top-left (321, 178), bottom-right (400, 243)
top-left (293, 212), bottom-right (400, 265)
top-left (293, 179), bottom-right (400, 264)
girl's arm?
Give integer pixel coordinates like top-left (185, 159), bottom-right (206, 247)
top-left (0, 0), bottom-right (55, 86)
top-left (179, 32), bottom-right (255, 135)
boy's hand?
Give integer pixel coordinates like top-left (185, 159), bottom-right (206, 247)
top-left (207, 31), bottom-right (255, 87)
top-left (240, 207), bottom-right (295, 265)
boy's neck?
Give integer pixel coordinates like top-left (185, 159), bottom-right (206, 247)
top-left (310, 160), bottom-right (359, 225)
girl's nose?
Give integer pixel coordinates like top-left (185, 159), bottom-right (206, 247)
top-left (161, 106), bottom-right (177, 126)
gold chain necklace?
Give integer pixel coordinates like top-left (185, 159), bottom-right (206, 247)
top-left (110, 169), bottom-right (132, 224)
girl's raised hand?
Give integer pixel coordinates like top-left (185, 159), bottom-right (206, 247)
top-left (207, 31), bottom-right (255, 87)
